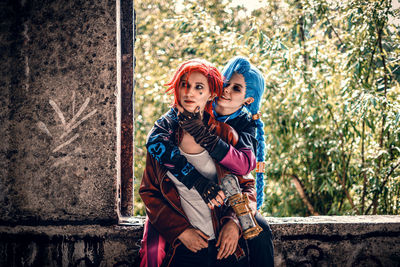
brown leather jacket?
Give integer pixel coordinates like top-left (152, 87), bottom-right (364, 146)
top-left (139, 115), bottom-right (257, 247)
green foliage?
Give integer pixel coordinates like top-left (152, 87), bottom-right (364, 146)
top-left (134, 0), bottom-right (400, 216)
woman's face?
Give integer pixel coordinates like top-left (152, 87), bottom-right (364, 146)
top-left (216, 72), bottom-right (253, 115)
top-left (178, 71), bottom-right (214, 113)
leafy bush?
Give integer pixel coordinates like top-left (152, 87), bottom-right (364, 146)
top-left (134, 0), bottom-right (400, 216)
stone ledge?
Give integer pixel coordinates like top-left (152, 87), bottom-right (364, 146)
top-left (267, 215), bottom-right (400, 266)
top-left (267, 215), bottom-right (400, 237)
top-left (266, 215), bottom-right (400, 224)
top-left (0, 216), bottom-right (399, 266)
top-left (0, 224), bottom-right (143, 239)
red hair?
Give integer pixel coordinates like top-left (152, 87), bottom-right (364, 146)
top-left (165, 59), bottom-right (223, 115)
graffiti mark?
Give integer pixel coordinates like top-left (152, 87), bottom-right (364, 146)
top-left (72, 91), bottom-right (76, 116)
top-left (65, 97), bottom-right (90, 130)
top-left (36, 121), bottom-right (52, 137)
top-left (60, 108), bottom-right (97, 139)
top-left (49, 99), bottom-right (67, 126)
top-left (23, 22), bottom-right (30, 92)
top-left (45, 94), bottom-right (97, 154)
top-left (53, 134), bottom-right (79, 153)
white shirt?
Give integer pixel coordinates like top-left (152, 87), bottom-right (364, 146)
top-left (167, 148), bottom-right (217, 240)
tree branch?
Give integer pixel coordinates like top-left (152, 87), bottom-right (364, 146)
top-left (325, 15), bottom-right (344, 46)
top-left (290, 174), bottom-right (319, 216)
top-left (334, 169), bottom-right (358, 213)
top-left (361, 119), bottom-right (367, 214)
top-left (373, 21), bottom-right (389, 214)
top-left (297, 1), bottom-right (308, 71)
top-left (360, 34), bottom-right (379, 214)
top-left (366, 160), bottom-right (400, 214)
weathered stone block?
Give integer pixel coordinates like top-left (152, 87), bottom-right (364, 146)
top-left (0, 0), bottom-right (118, 223)
top-left (0, 224), bottom-right (143, 267)
top-left (269, 216), bottom-right (400, 266)
top-left (0, 216), bottom-right (399, 267)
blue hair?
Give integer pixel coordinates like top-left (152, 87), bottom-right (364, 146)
top-left (222, 56), bottom-right (266, 210)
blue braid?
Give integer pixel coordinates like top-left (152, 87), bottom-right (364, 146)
top-left (223, 56), bottom-right (267, 210)
top-left (255, 119), bottom-right (265, 210)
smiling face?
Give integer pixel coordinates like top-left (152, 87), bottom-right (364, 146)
top-left (178, 71), bottom-right (215, 113)
top-left (215, 72), bottom-right (254, 116)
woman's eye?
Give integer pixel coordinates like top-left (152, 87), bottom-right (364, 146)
top-left (180, 81), bottom-right (187, 87)
top-left (196, 85), bottom-right (204, 90)
top-left (233, 85), bottom-right (241, 92)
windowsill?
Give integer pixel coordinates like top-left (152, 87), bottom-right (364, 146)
top-left (118, 216), bottom-right (145, 226)
top-left (1, 215), bottom-right (398, 266)
top-left (264, 215), bottom-right (400, 224)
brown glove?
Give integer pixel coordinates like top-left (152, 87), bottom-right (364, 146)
top-left (178, 108), bottom-right (220, 152)
top-left (193, 176), bottom-right (222, 204)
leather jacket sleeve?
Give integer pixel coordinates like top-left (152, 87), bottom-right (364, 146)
top-left (139, 152), bottom-right (191, 246)
top-left (146, 108), bottom-right (206, 189)
top-left (209, 112), bottom-right (257, 176)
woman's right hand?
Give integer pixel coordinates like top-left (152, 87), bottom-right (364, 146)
top-left (207, 190), bottom-right (226, 209)
top-left (178, 228), bottom-right (210, 253)
top-left (192, 176), bottom-right (226, 209)
top-left (176, 105), bottom-right (220, 152)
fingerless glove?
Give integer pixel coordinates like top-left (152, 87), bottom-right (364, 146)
top-left (193, 175), bottom-right (222, 204)
top-left (178, 109), bottom-right (220, 152)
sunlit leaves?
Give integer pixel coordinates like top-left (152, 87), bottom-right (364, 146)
top-left (134, 0), bottom-right (400, 216)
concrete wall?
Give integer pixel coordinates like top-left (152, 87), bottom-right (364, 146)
top-left (0, 216), bottom-right (399, 267)
top-left (0, 0), bottom-right (118, 224)
top-left (0, 224), bottom-right (143, 267)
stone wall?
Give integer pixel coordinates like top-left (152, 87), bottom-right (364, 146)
top-left (0, 0), bottom-right (118, 224)
top-left (270, 216), bottom-right (400, 266)
top-left (0, 224), bottom-right (143, 267)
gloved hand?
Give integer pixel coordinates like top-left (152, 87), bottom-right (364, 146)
top-left (178, 107), bottom-right (220, 152)
top-left (193, 175), bottom-right (222, 205)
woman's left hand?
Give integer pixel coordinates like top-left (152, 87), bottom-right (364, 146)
top-left (216, 219), bottom-right (240, 260)
top-left (176, 105), bottom-right (220, 152)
